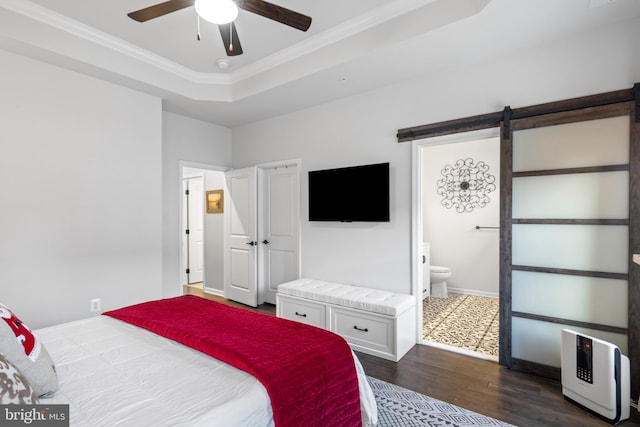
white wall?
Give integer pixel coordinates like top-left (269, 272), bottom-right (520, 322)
top-left (232, 18), bottom-right (640, 295)
top-left (0, 50), bottom-right (163, 328)
top-left (233, 99), bottom-right (411, 291)
top-left (422, 138), bottom-right (500, 297)
top-left (204, 170), bottom-right (225, 293)
top-left (162, 112), bottom-right (232, 297)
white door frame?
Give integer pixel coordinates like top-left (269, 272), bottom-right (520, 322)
top-left (184, 175), bottom-right (205, 284)
top-left (178, 161), bottom-right (228, 297)
top-left (411, 128), bottom-right (500, 345)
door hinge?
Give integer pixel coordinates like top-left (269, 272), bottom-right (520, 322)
top-left (185, 189), bottom-right (189, 195)
top-left (185, 229), bottom-right (190, 235)
top-left (186, 268), bottom-right (190, 274)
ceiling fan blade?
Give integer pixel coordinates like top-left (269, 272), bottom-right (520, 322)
top-left (238, 0), bottom-right (312, 32)
top-left (218, 22), bottom-right (244, 56)
top-left (128, 0), bottom-right (194, 22)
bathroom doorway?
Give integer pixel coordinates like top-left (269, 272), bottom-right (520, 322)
top-left (414, 129), bottom-right (500, 361)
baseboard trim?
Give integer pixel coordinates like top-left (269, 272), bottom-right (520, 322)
top-left (419, 340), bottom-right (499, 362)
top-left (204, 287), bottom-right (224, 297)
top-left (447, 287), bottom-right (498, 299)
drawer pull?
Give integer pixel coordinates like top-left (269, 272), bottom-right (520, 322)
top-left (295, 311), bottom-right (307, 318)
top-left (353, 325), bottom-right (369, 332)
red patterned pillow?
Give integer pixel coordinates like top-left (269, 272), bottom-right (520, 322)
top-left (0, 304), bottom-right (57, 397)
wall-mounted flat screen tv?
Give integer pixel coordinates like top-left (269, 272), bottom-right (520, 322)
top-left (308, 162), bottom-right (390, 222)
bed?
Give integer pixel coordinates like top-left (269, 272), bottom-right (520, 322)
top-left (31, 296), bottom-right (378, 427)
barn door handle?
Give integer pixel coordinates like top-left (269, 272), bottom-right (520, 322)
top-left (262, 240), bottom-right (270, 245)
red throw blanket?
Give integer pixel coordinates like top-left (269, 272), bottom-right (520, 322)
top-left (103, 295), bottom-right (361, 427)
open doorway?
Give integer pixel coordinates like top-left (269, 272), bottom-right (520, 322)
top-left (414, 128), bottom-right (500, 361)
top-left (180, 164), bottom-right (227, 297)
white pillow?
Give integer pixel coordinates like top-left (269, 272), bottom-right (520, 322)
top-left (0, 353), bottom-right (39, 404)
top-left (0, 303), bottom-right (58, 397)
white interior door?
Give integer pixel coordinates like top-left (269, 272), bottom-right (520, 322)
top-left (259, 164), bottom-right (300, 304)
top-left (187, 176), bottom-right (204, 284)
top-left (224, 167), bottom-right (258, 306)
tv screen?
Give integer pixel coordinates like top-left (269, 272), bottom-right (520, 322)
top-left (308, 162), bottom-right (390, 222)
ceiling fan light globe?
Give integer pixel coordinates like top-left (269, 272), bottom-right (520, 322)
top-left (195, 0), bottom-right (238, 25)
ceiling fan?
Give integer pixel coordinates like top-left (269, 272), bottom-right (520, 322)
top-left (127, 0), bottom-right (312, 57)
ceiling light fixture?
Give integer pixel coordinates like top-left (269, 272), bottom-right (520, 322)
top-left (194, 0), bottom-right (238, 25)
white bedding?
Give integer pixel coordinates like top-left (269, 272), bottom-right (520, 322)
top-left (36, 315), bottom-right (377, 427)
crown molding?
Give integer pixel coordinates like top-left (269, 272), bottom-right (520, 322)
top-left (2, 0), bottom-right (436, 88)
top-left (228, 0), bottom-right (437, 83)
top-left (1, 0), bottom-right (230, 85)
top-left (1, 0), bottom-right (489, 105)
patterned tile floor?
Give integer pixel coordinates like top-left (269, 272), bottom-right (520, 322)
top-left (422, 293), bottom-right (499, 358)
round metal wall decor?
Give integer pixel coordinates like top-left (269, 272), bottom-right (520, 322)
top-left (436, 158), bottom-right (496, 213)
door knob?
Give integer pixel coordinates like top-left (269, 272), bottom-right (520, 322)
top-left (262, 240), bottom-right (270, 245)
top-left (245, 241), bottom-right (256, 246)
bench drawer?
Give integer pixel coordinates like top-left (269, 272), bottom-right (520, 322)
top-left (330, 307), bottom-right (394, 356)
top-left (277, 295), bottom-right (326, 328)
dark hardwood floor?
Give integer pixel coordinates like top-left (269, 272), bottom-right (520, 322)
top-left (189, 288), bottom-right (640, 426)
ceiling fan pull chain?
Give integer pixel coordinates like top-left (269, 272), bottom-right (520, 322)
top-left (229, 23), bottom-right (234, 52)
top-left (197, 15), bottom-right (201, 41)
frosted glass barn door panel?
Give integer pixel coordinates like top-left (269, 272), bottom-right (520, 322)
top-left (512, 116), bottom-right (629, 171)
top-left (512, 224), bottom-right (628, 273)
top-left (512, 172), bottom-right (628, 219)
top-left (512, 271), bottom-right (627, 328)
top-left (512, 318), bottom-right (628, 368)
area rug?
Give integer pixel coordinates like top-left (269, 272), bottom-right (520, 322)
top-left (369, 376), bottom-right (515, 427)
top-left (423, 292), bottom-right (499, 358)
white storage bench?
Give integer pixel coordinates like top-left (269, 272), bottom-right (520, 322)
top-left (276, 278), bottom-right (416, 361)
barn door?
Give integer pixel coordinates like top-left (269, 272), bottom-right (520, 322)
top-left (501, 102), bottom-right (635, 380)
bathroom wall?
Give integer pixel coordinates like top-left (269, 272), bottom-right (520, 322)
top-left (422, 137), bottom-right (500, 297)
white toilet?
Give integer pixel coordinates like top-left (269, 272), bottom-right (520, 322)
top-left (422, 242), bottom-right (452, 299)
top-left (430, 265), bottom-right (452, 298)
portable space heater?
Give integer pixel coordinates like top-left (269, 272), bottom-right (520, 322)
top-left (561, 329), bottom-right (630, 424)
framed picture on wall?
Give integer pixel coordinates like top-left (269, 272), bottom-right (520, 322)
top-left (206, 190), bottom-right (224, 214)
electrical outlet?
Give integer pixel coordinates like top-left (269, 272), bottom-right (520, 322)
top-left (90, 298), bottom-right (102, 312)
